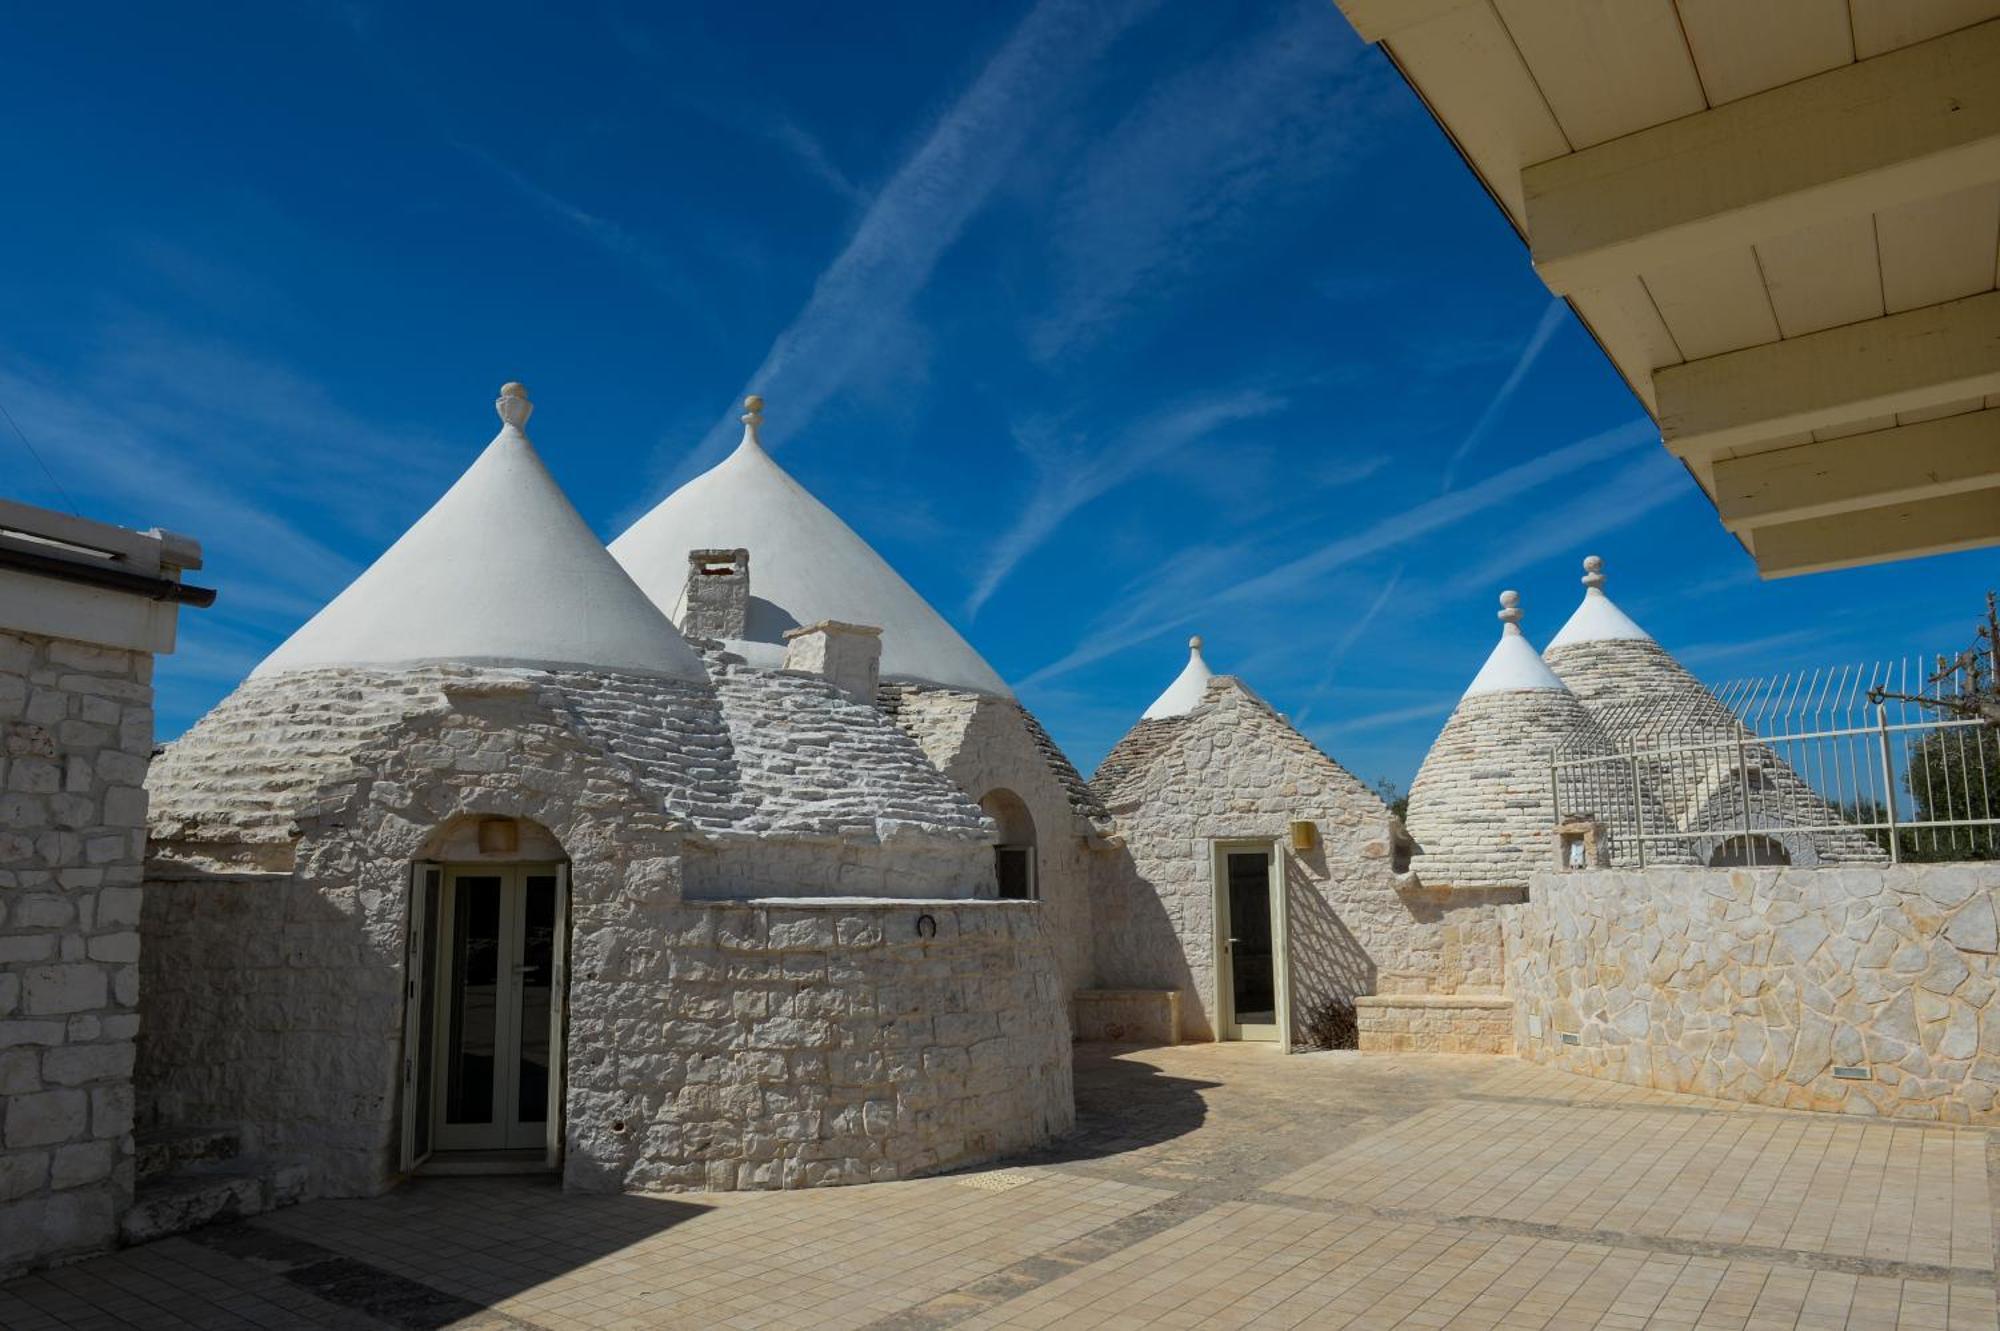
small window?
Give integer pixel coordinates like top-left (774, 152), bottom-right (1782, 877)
top-left (995, 845), bottom-right (1035, 900)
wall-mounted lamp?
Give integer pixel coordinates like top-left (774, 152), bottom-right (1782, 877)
top-left (478, 816), bottom-right (520, 855)
top-left (1289, 820), bottom-right (1318, 852)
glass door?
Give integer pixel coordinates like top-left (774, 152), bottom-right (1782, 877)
top-left (431, 865), bottom-right (561, 1153)
top-left (1218, 848), bottom-right (1278, 1041)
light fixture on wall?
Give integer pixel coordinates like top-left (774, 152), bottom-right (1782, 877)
top-left (1289, 820), bottom-right (1318, 852)
top-left (477, 816), bottom-right (519, 855)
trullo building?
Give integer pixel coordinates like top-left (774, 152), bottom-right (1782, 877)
top-left (1542, 557), bottom-right (1885, 868)
top-left (609, 397), bottom-right (1109, 999)
top-left (136, 385), bottom-right (1072, 1230)
top-left (1086, 636), bottom-right (1525, 1050)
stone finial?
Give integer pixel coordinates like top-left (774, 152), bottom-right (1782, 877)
top-left (1189, 635), bottom-right (1204, 653)
top-left (741, 394), bottom-right (764, 447)
top-left (496, 382), bottom-right (533, 429)
top-left (1582, 555), bottom-right (1606, 591)
top-left (1498, 589), bottom-right (1523, 630)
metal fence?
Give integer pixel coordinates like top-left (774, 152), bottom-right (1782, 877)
top-left (1550, 655), bottom-right (1998, 868)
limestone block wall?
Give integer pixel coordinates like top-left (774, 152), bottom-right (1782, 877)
top-left (1091, 680), bottom-right (1487, 1044)
top-left (142, 679), bottom-right (687, 1197)
top-left (572, 899), bottom-right (1073, 1192)
top-left (1, 630), bottom-right (152, 1275)
top-left (1506, 865), bottom-right (2000, 1121)
top-left (143, 674), bottom-right (1072, 1199)
top-left (883, 686), bottom-right (1104, 1001)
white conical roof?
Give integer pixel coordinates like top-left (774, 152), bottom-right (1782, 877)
top-left (609, 399), bottom-right (1011, 697)
top-left (1142, 636), bottom-right (1215, 719)
top-left (252, 385), bottom-right (707, 682)
top-left (1463, 591), bottom-right (1567, 697)
top-left (1546, 555), bottom-right (1653, 649)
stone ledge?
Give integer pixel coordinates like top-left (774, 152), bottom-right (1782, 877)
top-left (1354, 994), bottom-right (1511, 1010)
top-left (1073, 989), bottom-right (1179, 1046)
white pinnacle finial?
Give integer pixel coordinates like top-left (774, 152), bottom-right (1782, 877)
top-left (1497, 589), bottom-right (1524, 632)
top-left (740, 394), bottom-right (764, 447)
top-left (1582, 554), bottom-right (1606, 591)
top-left (1189, 635), bottom-right (1204, 653)
top-left (496, 382), bottom-right (532, 430)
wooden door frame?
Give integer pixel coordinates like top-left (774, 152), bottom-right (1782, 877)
top-left (1209, 839), bottom-right (1291, 1049)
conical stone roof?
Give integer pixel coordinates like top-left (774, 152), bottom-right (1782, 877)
top-left (610, 398), bottom-right (1011, 697)
top-left (1141, 636), bottom-right (1215, 719)
top-left (252, 385), bottom-right (707, 682)
top-left (1542, 555), bottom-right (1718, 721)
top-left (1407, 592), bottom-right (1627, 890)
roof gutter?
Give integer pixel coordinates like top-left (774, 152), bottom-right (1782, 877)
top-left (0, 543), bottom-right (217, 608)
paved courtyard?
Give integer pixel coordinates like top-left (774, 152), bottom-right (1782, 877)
top-left (1, 1046), bottom-right (1994, 1330)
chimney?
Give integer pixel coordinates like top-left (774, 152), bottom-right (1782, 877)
top-left (683, 548), bottom-right (749, 640)
top-left (782, 620), bottom-right (882, 703)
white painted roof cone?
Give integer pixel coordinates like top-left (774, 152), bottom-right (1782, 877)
top-left (1546, 554), bottom-right (1653, 649)
top-left (1463, 591), bottom-right (1567, 696)
top-left (252, 383), bottom-right (709, 681)
top-left (610, 394), bottom-right (1012, 696)
top-left (1142, 635), bottom-right (1216, 719)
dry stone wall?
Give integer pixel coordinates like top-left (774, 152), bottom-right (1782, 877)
top-left (1091, 679), bottom-right (1490, 1044)
top-left (882, 686), bottom-right (1104, 1001)
top-left (143, 667), bottom-right (1070, 1201)
top-left (573, 899), bottom-right (1072, 1192)
top-left (1506, 865), bottom-right (2000, 1122)
top-left (1, 630), bottom-right (152, 1275)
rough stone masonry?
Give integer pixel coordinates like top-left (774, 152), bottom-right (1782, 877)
top-left (0, 630), bottom-right (153, 1275)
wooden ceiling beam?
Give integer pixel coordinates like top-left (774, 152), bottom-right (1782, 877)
top-left (1525, 18), bottom-right (2000, 295)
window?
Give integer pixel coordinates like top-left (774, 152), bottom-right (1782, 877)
top-left (978, 788), bottom-right (1038, 901)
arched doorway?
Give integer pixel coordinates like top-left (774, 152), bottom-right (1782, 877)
top-left (978, 788), bottom-right (1038, 900)
top-left (404, 815), bottom-right (569, 1171)
top-left (1708, 834), bottom-right (1791, 868)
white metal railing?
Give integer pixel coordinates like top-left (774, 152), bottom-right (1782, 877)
top-left (1550, 653), bottom-right (1998, 869)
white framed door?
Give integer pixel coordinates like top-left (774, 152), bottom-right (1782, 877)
top-left (429, 864), bottom-right (564, 1153)
top-left (1212, 842), bottom-right (1288, 1044)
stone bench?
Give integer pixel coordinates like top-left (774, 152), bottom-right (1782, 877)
top-left (1355, 993), bottom-right (1513, 1055)
top-left (1072, 990), bottom-right (1180, 1045)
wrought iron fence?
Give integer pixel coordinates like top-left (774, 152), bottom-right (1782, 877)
top-left (1550, 656), bottom-right (1998, 868)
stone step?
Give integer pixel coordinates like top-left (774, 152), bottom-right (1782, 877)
top-left (119, 1157), bottom-right (312, 1246)
top-left (134, 1125), bottom-right (242, 1183)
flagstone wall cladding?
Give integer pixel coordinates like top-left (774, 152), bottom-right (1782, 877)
top-left (1505, 865), bottom-right (2000, 1122)
top-left (141, 665), bottom-right (1065, 1202)
top-left (0, 630), bottom-right (152, 1276)
top-left (1089, 679), bottom-right (1499, 1044)
top-left (881, 685), bottom-right (1105, 1000)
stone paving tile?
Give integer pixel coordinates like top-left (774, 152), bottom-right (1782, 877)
top-left (1263, 1098), bottom-right (1994, 1274)
top-left (0, 1047), bottom-right (1993, 1330)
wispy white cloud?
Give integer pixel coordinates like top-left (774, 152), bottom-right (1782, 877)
top-left (1446, 449), bottom-right (1692, 602)
top-left (1020, 416), bottom-right (1658, 686)
top-left (658, 0), bottom-right (1158, 488)
top-left (764, 118), bottom-right (868, 207)
top-left (1321, 694), bottom-right (1459, 735)
top-left (455, 142), bottom-right (705, 311)
top-left (966, 387), bottom-right (1284, 617)
top-left (1438, 298), bottom-right (1568, 491)
top-left (1030, 0), bottom-right (1381, 361)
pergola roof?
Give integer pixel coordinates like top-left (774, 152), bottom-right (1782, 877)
top-left (1334, 0), bottom-right (2000, 577)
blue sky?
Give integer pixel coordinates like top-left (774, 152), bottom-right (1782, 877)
top-left (3, 1), bottom-right (1991, 789)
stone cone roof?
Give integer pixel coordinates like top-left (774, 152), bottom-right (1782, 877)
top-left (1542, 557), bottom-right (1884, 865)
top-left (252, 385), bottom-right (707, 682)
top-left (610, 402), bottom-right (1011, 697)
top-left (1406, 591), bottom-right (1691, 888)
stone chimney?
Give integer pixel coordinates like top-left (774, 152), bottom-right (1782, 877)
top-left (683, 548), bottom-right (749, 640)
top-left (782, 620), bottom-right (882, 703)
